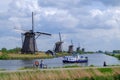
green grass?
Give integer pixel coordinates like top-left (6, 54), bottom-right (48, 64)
top-left (0, 53), bottom-right (9, 59)
top-left (0, 52), bottom-right (69, 60)
top-left (0, 67), bottom-right (120, 80)
top-left (107, 53), bottom-right (120, 60)
top-left (115, 54), bottom-right (120, 60)
top-left (0, 69), bottom-right (6, 71)
top-left (63, 64), bottom-right (80, 68)
top-left (89, 65), bottom-right (95, 67)
top-left (18, 67), bottom-right (36, 70)
top-left (98, 68), bottom-right (113, 73)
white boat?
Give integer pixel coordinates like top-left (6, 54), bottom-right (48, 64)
top-left (63, 54), bottom-right (88, 63)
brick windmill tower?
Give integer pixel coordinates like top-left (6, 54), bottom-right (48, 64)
top-left (54, 32), bottom-right (63, 53)
top-left (21, 12), bottom-right (51, 54)
top-left (68, 40), bottom-right (74, 53)
top-left (76, 43), bottom-right (80, 52)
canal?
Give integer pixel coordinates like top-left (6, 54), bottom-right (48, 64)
top-left (0, 53), bottom-right (119, 70)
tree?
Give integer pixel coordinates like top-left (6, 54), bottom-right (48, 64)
top-left (1, 48), bottom-right (7, 53)
top-left (8, 47), bottom-right (21, 53)
top-left (0, 48), bottom-right (8, 59)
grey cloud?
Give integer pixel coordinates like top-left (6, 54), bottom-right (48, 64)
top-left (38, 0), bottom-right (120, 10)
top-left (1, 0), bottom-right (120, 51)
top-left (38, 0), bottom-right (84, 9)
top-left (97, 0), bottom-right (120, 6)
top-left (7, 0), bottom-right (119, 31)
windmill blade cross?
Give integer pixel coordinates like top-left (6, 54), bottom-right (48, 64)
top-left (35, 32), bottom-right (51, 39)
top-left (36, 32), bottom-right (51, 36)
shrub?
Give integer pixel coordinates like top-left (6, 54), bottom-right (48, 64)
top-left (89, 65), bottom-right (94, 67)
top-left (0, 53), bottom-right (9, 59)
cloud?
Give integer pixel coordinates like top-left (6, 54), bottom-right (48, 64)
top-left (38, 0), bottom-right (120, 9)
top-left (38, 0), bottom-right (82, 9)
top-left (7, 0), bottom-right (79, 30)
top-left (8, 0), bottom-right (40, 14)
top-left (96, 0), bottom-right (120, 6)
top-left (0, 0), bottom-right (120, 51)
top-left (0, 36), bottom-right (21, 49)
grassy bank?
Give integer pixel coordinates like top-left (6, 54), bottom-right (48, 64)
top-left (107, 53), bottom-right (120, 60)
top-left (114, 54), bottom-right (120, 60)
top-left (8, 53), bottom-right (53, 59)
top-left (0, 52), bottom-right (69, 60)
top-left (0, 52), bottom-right (53, 59)
top-left (0, 67), bottom-right (120, 80)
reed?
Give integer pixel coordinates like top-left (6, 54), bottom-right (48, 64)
top-left (0, 52), bottom-right (69, 60)
top-left (0, 67), bottom-right (120, 80)
top-left (0, 53), bottom-right (53, 60)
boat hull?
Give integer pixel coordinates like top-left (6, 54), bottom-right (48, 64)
top-left (63, 60), bottom-right (88, 63)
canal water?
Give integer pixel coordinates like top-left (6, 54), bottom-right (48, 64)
top-left (0, 53), bottom-right (120, 70)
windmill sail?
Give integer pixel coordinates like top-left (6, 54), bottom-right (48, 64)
top-left (32, 12), bottom-right (34, 32)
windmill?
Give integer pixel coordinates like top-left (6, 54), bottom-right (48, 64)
top-left (20, 12), bottom-right (51, 54)
top-left (68, 40), bottom-right (74, 53)
top-left (54, 32), bottom-right (63, 53)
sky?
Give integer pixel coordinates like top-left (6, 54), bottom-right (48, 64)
top-left (0, 0), bottom-right (120, 52)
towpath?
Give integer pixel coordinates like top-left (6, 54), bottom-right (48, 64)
top-left (0, 66), bottom-right (119, 73)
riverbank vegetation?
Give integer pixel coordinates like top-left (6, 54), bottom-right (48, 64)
top-left (0, 52), bottom-right (53, 59)
top-left (0, 52), bottom-right (69, 60)
top-left (0, 47), bottom-right (69, 59)
top-left (113, 54), bottom-right (120, 60)
top-left (0, 67), bottom-right (120, 80)
top-left (105, 50), bottom-right (120, 60)
top-left (106, 53), bottom-right (120, 60)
